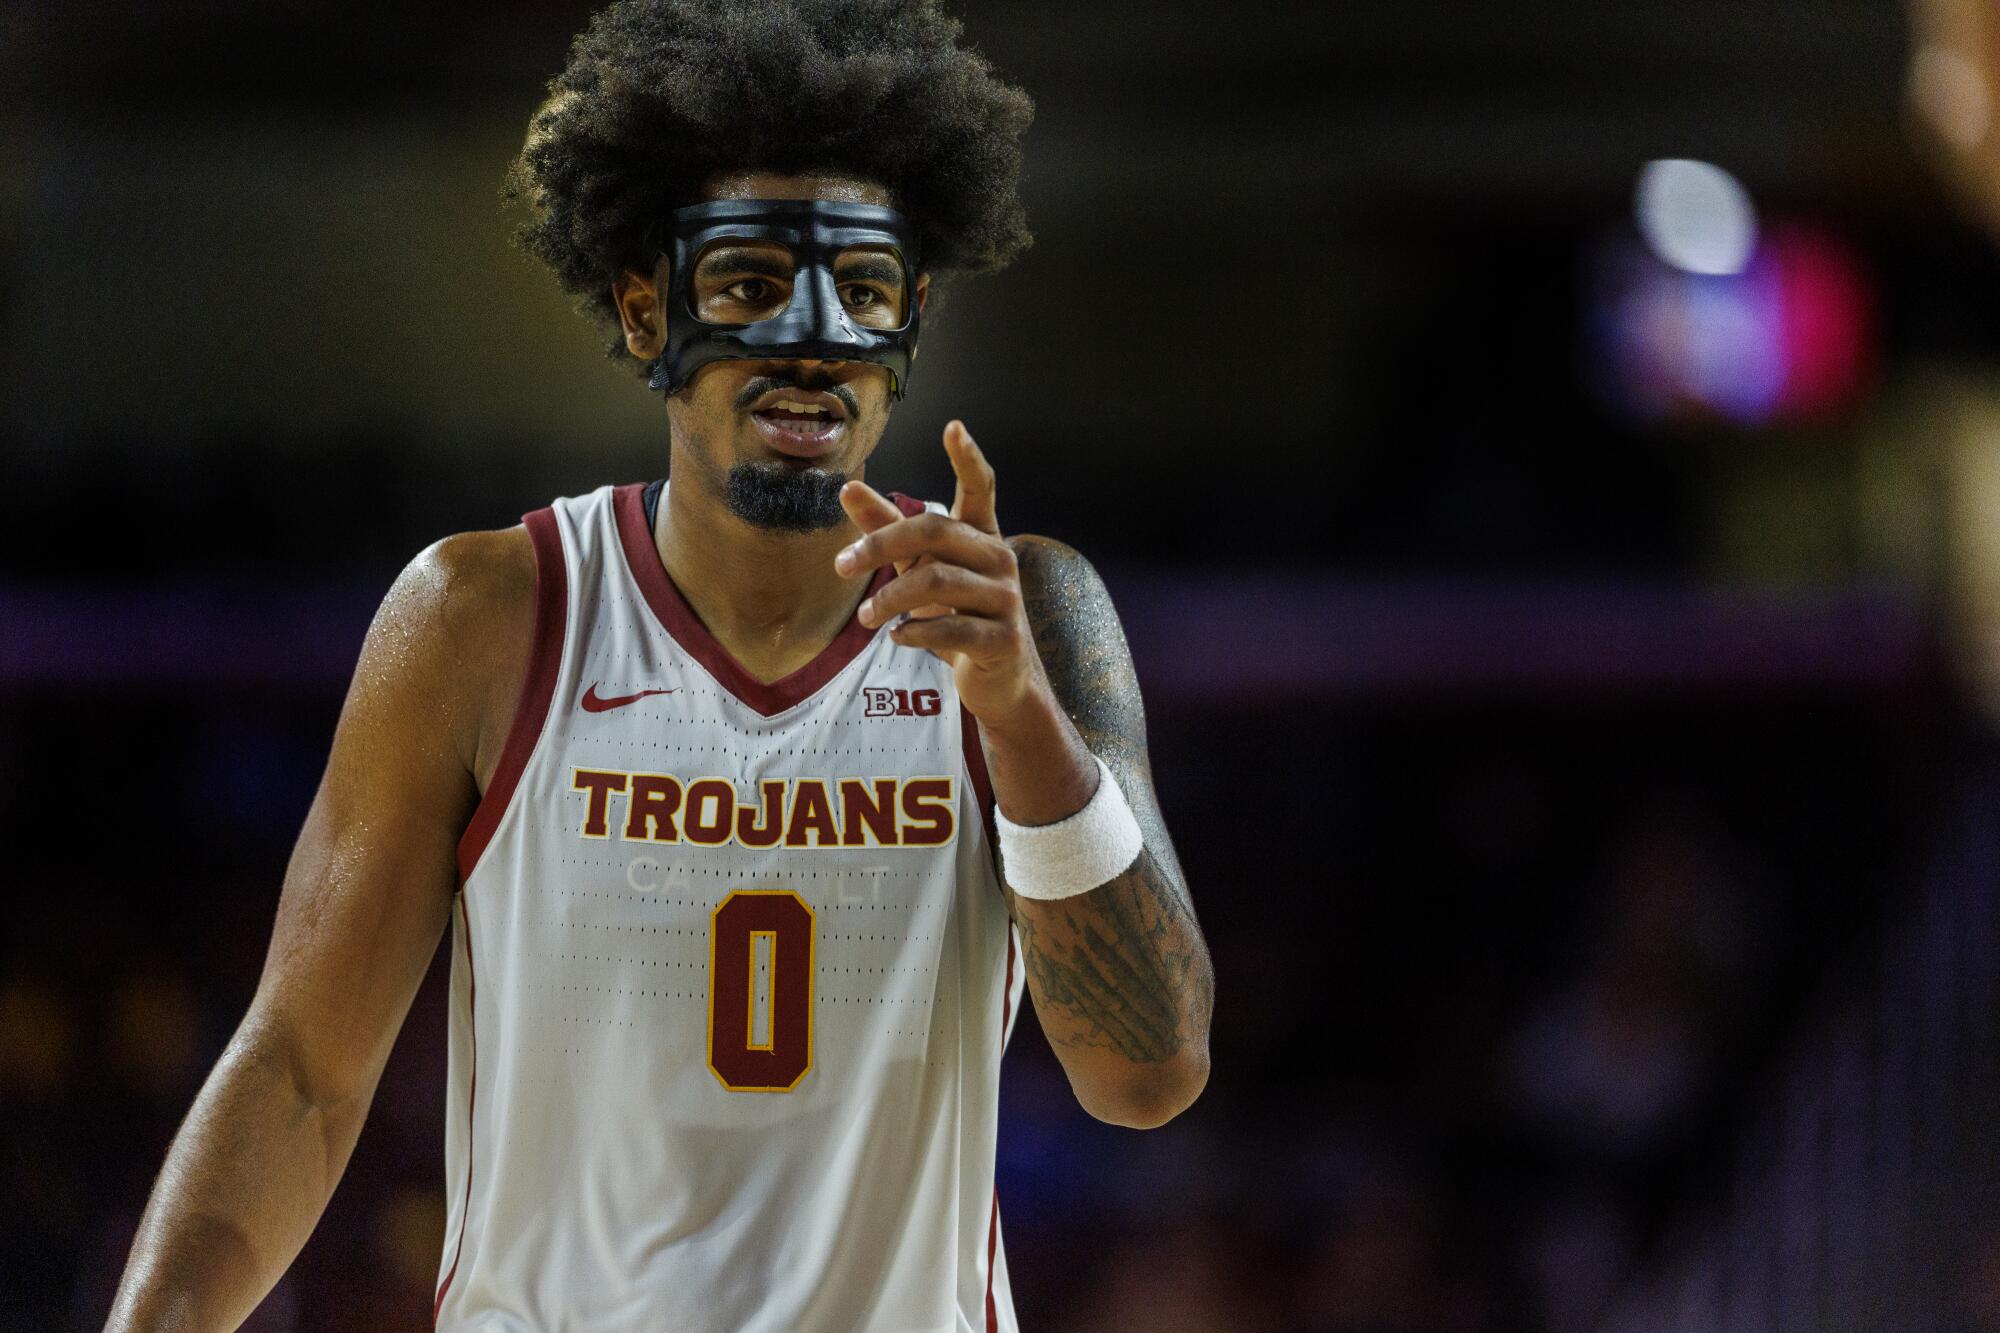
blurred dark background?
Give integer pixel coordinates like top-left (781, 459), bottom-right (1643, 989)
top-left (10, 0), bottom-right (2000, 1328)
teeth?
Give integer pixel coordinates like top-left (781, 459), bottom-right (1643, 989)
top-left (770, 399), bottom-right (829, 415)
top-left (767, 414), bottom-right (837, 433)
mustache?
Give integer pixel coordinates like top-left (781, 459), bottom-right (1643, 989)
top-left (733, 372), bottom-right (860, 418)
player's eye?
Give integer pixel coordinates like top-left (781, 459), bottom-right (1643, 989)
top-left (727, 278), bottom-right (775, 303)
top-left (841, 285), bottom-right (878, 307)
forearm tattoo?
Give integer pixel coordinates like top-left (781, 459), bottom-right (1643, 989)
top-left (1006, 540), bottom-right (1213, 1065)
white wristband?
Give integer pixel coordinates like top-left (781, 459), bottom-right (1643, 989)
top-left (994, 754), bottom-right (1145, 900)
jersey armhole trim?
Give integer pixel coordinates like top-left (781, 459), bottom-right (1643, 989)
top-left (961, 705), bottom-right (996, 845)
top-left (455, 506), bottom-right (568, 882)
top-left (984, 924), bottom-right (1017, 1331)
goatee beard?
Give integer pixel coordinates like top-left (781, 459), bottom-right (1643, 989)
top-left (724, 460), bottom-right (849, 533)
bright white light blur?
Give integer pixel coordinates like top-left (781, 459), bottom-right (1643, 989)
top-left (1911, 45), bottom-right (1991, 150)
top-left (1634, 159), bottom-right (1758, 276)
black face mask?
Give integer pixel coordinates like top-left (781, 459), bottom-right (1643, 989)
top-left (645, 198), bottom-right (923, 400)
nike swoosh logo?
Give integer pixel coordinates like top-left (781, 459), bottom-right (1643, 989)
top-left (580, 683), bottom-right (677, 713)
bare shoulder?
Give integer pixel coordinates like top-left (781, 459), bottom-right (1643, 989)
top-left (1007, 532), bottom-right (1106, 602)
top-left (359, 525), bottom-right (539, 787)
top-left (1006, 533), bottom-right (1127, 651)
top-left (407, 525), bottom-right (538, 647)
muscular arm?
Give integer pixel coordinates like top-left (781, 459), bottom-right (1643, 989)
top-left (985, 537), bottom-right (1213, 1128)
top-left (835, 425), bottom-right (1212, 1130)
top-left (105, 529), bottom-right (532, 1331)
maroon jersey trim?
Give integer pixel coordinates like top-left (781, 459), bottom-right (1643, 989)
top-left (962, 707), bottom-right (996, 845)
top-left (433, 893), bottom-right (480, 1322)
top-left (985, 924), bottom-right (1017, 1330)
top-left (456, 507), bottom-right (568, 881)
top-left (612, 481), bottom-right (922, 718)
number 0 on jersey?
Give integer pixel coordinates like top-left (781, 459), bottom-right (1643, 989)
top-left (708, 890), bottom-right (815, 1092)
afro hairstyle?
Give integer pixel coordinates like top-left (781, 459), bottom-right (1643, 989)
top-left (503, 0), bottom-right (1035, 381)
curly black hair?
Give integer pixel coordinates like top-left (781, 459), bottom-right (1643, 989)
top-left (504, 0), bottom-right (1034, 380)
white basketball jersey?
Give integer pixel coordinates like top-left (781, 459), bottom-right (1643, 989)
top-left (434, 481), bottom-right (1025, 1332)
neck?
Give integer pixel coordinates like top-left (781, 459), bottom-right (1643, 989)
top-left (655, 468), bottom-right (872, 685)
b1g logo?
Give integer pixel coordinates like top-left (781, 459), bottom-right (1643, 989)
top-left (863, 687), bottom-right (942, 718)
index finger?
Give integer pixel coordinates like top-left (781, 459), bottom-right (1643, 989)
top-left (944, 420), bottom-right (999, 536)
top-left (838, 478), bottom-right (905, 535)
top-left (835, 479), bottom-right (913, 578)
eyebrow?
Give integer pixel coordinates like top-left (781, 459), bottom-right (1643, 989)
top-left (695, 247), bottom-right (793, 280)
top-left (835, 254), bottom-right (906, 289)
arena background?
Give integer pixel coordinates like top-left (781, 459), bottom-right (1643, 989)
top-left (8, 1), bottom-right (2000, 1328)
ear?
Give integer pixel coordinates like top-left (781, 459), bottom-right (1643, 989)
top-left (612, 260), bottom-right (669, 360)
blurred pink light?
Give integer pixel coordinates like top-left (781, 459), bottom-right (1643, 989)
top-left (1586, 221), bottom-right (1874, 428)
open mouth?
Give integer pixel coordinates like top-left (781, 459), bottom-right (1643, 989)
top-left (751, 398), bottom-right (847, 457)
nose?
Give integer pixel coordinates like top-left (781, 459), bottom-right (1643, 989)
top-left (755, 357), bottom-right (855, 382)
top-left (799, 268), bottom-right (870, 349)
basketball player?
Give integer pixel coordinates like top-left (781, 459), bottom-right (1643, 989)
top-left (105, 2), bottom-right (1212, 1329)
